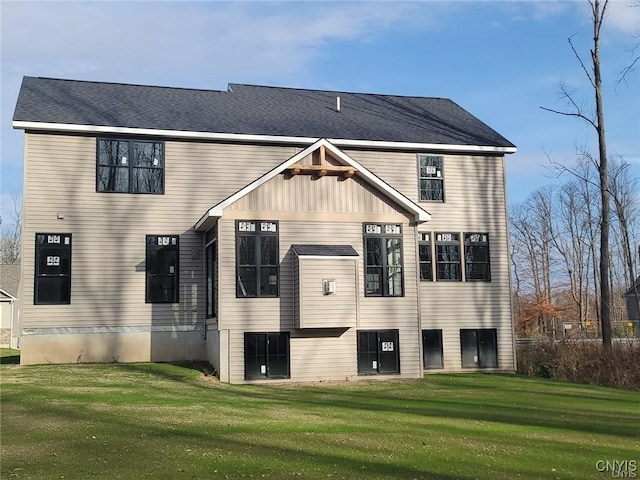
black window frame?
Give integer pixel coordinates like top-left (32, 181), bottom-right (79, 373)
top-left (464, 233), bottom-right (491, 282)
top-left (146, 235), bottom-right (179, 304)
top-left (236, 221), bottom-right (279, 298)
top-left (206, 231), bottom-right (218, 319)
top-left (363, 223), bottom-right (404, 297)
top-left (418, 232), bottom-right (433, 281)
top-left (357, 329), bottom-right (400, 375)
top-left (418, 154), bottom-right (444, 202)
top-left (435, 232), bottom-right (462, 282)
top-left (34, 233), bottom-right (72, 305)
top-left (422, 329), bottom-right (443, 369)
top-left (244, 332), bottom-right (290, 380)
top-left (460, 328), bottom-right (498, 368)
top-left (96, 138), bottom-right (165, 194)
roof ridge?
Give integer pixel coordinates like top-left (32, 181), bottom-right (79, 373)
top-left (228, 83), bottom-right (451, 101)
top-left (29, 76), bottom-right (228, 94)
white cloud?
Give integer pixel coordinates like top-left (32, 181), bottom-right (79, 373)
top-left (605, 0), bottom-right (640, 35)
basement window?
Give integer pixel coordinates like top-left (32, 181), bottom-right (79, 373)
top-left (244, 332), bottom-right (290, 379)
top-left (460, 329), bottom-right (498, 368)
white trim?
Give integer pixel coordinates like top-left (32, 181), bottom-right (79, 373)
top-left (22, 325), bottom-right (200, 335)
top-left (0, 288), bottom-right (17, 301)
top-left (297, 255), bottom-right (359, 260)
top-left (195, 138), bottom-right (431, 230)
top-left (12, 121), bottom-right (517, 154)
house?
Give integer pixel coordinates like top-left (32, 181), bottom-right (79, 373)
top-left (0, 264), bottom-right (21, 348)
top-left (12, 77), bottom-right (517, 383)
top-left (623, 276), bottom-right (640, 337)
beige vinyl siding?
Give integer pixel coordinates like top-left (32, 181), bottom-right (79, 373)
top-left (217, 169), bottom-right (421, 382)
top-left (346, 149), bottom-right (513, 371)
top-left (21, 133), bottom-right (296, 335)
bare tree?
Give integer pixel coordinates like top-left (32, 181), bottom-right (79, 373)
top-left (0, 195), bottom-right (22, 264)
top-left (541, 0), bottom-right (613, 348)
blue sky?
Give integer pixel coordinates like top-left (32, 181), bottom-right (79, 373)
top-left (1, 0), bottom-right (639, 224)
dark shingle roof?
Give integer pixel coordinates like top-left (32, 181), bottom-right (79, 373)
top-left (292, 245), bottom-right (359, 257)
top-left (13, 77), bottom-right (515, 148)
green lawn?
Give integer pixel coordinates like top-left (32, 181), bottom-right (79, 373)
top-left (1, 360), bottom-right (638, 480)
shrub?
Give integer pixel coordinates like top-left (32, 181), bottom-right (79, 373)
top-left (517, 340), bottom-right (640, 390)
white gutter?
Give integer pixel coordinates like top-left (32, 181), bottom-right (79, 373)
top-left (12, 121), bottom-right (517, 154)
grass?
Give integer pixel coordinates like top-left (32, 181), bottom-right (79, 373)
top-left (0, 348), bottom-right (20, 365)
top-left (1, 359), bottom-right (638, 479)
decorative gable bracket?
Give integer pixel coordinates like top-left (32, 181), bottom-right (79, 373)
top-left (287, 145), bottom-right (356, 178)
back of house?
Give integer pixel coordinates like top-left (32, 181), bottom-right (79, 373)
top-left (13, 77), bottom-right (516, 383)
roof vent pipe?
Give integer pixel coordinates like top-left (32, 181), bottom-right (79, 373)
top-left (336, 96), bottom-right (341, 112)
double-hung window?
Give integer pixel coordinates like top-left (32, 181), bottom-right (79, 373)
top-left (465, 233), bottom-right (491, 281)
top-left (418, 232), bottom-right (432, 281)
top-left (146, 235), bottom-right (179, 303)
top-left (435, 232), bottom-right (461, 281)
top-left (97, 139), bottom-right (164, 194)
top-left (34, 233), bottom-right (71, 304)
top-left (236, 221), bottom-right (279, 298)
top-left (418, 155), bottom-right (444, 202)
top-left (363, 224), bottom-right (403, 296)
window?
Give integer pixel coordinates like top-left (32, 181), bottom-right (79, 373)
top-left (146, 235), bottom-right (179, 303)
top-left (236, 221), bottom-right (279, 298)
top-left (34, 233), bottom-right (71, 304)
top-left (206, 232), bottom-right (217, 318)
top-left (357, 330), bottom-right (400, 375)
top-left (363, 224), bottom-right (403, 296)
top-left (97, 139), bottom-right (164, 194)
top-left (418, 155), bottom-right (444, 202)
top-left (418, 232), bottom-right (432, 281)
top-left (435, 232), bottom-right (461, 281)
top-left (465, 233), bottom-right (491, 281)
top-left (422, 329), bottom-right (443, 369)
top-left (244, 332), bottom-right (290, 379)
top-left (460, 329), bottom-right (498, 368)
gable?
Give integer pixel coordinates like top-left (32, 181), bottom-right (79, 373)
top-left (195, 139), bottom-right (430, 231)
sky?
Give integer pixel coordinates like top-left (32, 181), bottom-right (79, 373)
top-left (1, 0), bottom-right (639, 226)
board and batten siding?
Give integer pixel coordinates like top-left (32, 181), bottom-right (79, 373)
top-left (19, 133), bottom-right (298, 363)
top-left (217, 169), bottom-right (421, 383)
top-left (345, 149), bottom-right (514, 371)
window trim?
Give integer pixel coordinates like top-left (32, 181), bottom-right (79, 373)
top-left (418, 232), bottom-right (433, 282)
top-left (34, 233), bottom-right (72, 305)
top-left (363, 223), bottom-right (404, 297)
top-left (235, 220), bottom-right (280, 298)
top-left (96, 138), bottom-right (165, 194)
top-left (244, 332), bottom-right (290, 380)
top-left (435, 232), bottom-right (462, 282)
top-left (145, 234), bottom-right (179, 304)
top-left (417, 154), bottom-right (445, 202)
top-left (464, 233), bottom-right (491, 282)
top-left (206, 233), bottom-right (217, 319)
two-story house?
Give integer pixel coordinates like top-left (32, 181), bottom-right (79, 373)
top-left (12, 77), bottom-right (516, 383)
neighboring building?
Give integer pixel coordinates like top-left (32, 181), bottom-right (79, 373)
top-left (12, 77), bottom-right (517, 383)
top-left (0, 264), bottom-right (21, 348)
top-left (623, 276), bottom-right (640, 338)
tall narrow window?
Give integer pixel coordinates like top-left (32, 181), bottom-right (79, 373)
top-left (422, 329), bottom-right (443, 369)
top-left (363, 224), bottom-right (403, 296)
top-left (465, 233), bottom-right (491, 281)
top-left (244, 332), bottom-right (290, 379)
top-left (460, 329), bottom-right (498, 368)
top-left (435, 232), bottom-right (461, 281)
top-left (35, 233), bottom-right (71, 304)
top-left (418, 155), bottom-right (444, 202)
top-left (206, 234), bottom-right (217, 318)
top-left (146, 235), bottom-right (179, 303)
top-left (418, 232), bottom-right (432, 281)
top-left (357, 330), bottom-right (400, 375)
top-left (97, 139), bottom-right (164, 194)
top-left (236, 221), bottom-right (279, 298)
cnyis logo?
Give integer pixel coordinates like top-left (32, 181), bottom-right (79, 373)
top-left (596, 460), bottom-right (637, 478)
